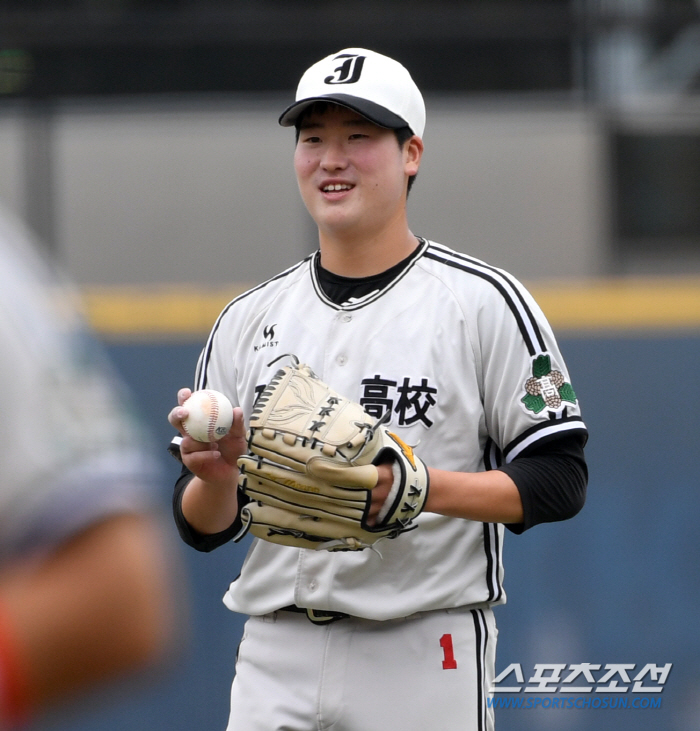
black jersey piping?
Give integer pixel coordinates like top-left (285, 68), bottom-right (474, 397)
top-left (483, 438), bottom-right (502, 472)
top-left (481, 522), bottom-right (503, 603)
top-left (482, 438), bottom-right (504, 603)
top-left (423, 244), bottom-right (546, 357)
top-left (310, 239), bottom-right (430, 311)
top-left (426, 242), bottom-right (547, 352)
top-left (471, 608), bottom-right (489, 731)
top-left (424, 245), bottom-right (588, 460)
top-left (196, 256), bottom-right (313, 390)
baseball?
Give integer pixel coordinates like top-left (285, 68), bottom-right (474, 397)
top-left (182, 389), bottom-right (234, 442)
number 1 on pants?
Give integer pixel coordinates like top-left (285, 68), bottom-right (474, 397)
top-left (440, 633), bottom-right (458, 669)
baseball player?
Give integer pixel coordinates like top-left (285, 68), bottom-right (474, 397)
top-left (0, 204), bottom-right (173, 725)
top-left (169, 48), bottom-right (587, 731)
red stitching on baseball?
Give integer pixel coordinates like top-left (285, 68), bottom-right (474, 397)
top-left (208, 394), bottom-right (219, 441)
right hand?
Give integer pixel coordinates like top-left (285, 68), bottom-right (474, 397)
top-left (168, 388), bottom-right (248, 488)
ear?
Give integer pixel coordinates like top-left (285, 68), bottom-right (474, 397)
top-left (404, 135), bottom-right (424, 177)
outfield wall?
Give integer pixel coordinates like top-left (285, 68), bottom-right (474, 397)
top-left (0, 95), bottom-right (607, 287)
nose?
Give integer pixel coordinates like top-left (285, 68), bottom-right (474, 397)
top-left (320, 140), bottom-right (348, 171)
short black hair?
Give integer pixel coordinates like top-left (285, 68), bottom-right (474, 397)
top-left (394, 125), bottom-right (418, 196)
top-left (294, 102), bottom-right (418, 197)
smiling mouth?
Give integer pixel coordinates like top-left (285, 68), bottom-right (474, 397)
top-left (321, 183), bottom-right (354, 192)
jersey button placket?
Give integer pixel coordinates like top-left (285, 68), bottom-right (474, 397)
top-left (336, 312), bottom-right (352, 365)
top-left (325, 310), bottom-right (353, 374)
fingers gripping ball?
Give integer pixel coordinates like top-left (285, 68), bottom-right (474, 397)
top-left (236, 358), bottom-right (430, 551)
top-left (182, 390), bottom-right (234, 443)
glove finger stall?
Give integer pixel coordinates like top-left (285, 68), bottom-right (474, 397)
top-left (238, 454), bottom-right (372, 500)
top-left (240, 475), bottom-right (369, 523)
top-left (241, 502), bottom-right (396, 551)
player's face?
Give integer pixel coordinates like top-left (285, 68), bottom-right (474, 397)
top-left (294, 106), bottom-right (421, 241)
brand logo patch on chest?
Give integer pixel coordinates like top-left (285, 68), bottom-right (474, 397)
top-left (254, 324), bottom-right (279, 352)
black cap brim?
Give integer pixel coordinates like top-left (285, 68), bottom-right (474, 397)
top-left (279, 94), bottom-right (410, 131)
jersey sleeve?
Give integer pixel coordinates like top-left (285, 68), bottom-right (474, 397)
top-left (473, 269), bottom-right (587, 463)
top-left (192, 305), bottom-right (241, 400)
top-left (169, 301), bottom-right (248, 550)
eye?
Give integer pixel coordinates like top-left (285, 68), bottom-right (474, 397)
top-left (299, 130), bottom-right (322, 144)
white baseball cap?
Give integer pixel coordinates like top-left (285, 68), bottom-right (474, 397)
top-left (279, 48), bottom-right (426, 138)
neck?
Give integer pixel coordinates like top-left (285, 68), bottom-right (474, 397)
top-left (318, 218), bottom-right (418, 278)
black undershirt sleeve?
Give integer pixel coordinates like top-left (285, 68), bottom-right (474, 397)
top-left (172, 462), bottom-right (249, 552)
top-left (497, 431), bottom-right (588, 535)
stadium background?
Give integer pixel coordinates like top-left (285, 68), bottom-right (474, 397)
top-left (2, 2), bottom-right (700, 729)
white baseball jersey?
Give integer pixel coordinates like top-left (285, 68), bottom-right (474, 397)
top-left (194, 239), bottom-right (586, 621)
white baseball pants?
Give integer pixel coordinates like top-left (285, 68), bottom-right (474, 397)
top-left (226, 605), bottom-right (496, 731)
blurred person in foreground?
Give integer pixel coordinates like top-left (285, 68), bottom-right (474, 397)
top-left (0, 204), bottom-right (175, 728)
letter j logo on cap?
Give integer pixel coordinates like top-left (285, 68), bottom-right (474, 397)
top-left (324, 54), bottom-right (365, 85)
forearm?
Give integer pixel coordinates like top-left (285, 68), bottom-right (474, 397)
top-left (181, 473), bottom-right (240, 535)
top-left (424, 467), bottom-right (524, 524)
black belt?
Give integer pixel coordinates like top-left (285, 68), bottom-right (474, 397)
top-left (280, 605), bottom-right (350, 625)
